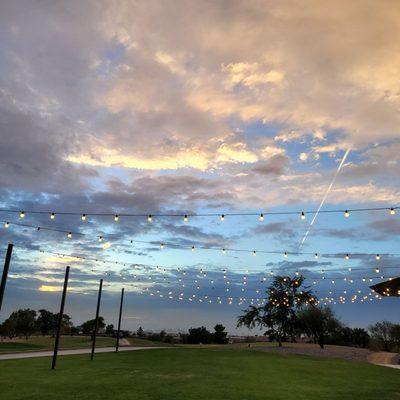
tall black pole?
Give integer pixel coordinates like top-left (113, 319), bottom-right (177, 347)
top-left (0, 244), bottom-right (13, 313)
top-left (90, 279), bottom-right (103, 360)
top-left (51, 266), bottom-right (70, 370)
top-left (116, 288), bottom-right (124, 352)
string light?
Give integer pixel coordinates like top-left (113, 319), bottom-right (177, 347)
top-left (114, 214), bottom-right (119, 222)
top-left (67, 232), bottom-right (72, 239)
top-left (220, 214), bottom-right (225, 221)
top-left (314, 253), bottom-right (318, 259)
top-left (191, 245), bottom-right (195, 251)
top-left (301, 212), bottom-right (305, 220)
top-left (160, 243), bottom-right (164, 249)
top-left (81, 214), bottom-right (86, 221)
top-left (344, 210), bottom-right (350, 218)
top-left (4, 222), bottom-right (9, 228)
top-left (0, 205), bottom-right (396, 222)
top-left (222, 248), bottom-right (226, 254)
top-left (50, 212), bottom-right (55, 220)
top-left (375, 267), bottom-right (380, 273)
top-left (259, 213), bottom-right (264, 222)
top-left (4, 220), bottom-right (399, 263)
top-left (252, 250), bottom-right (256, 256)
top-left (376, 254), bottom-right (380, 260)
top-left (99, 236), bottom-right (103, 242)
top-left (20, 211), bottom-right (25, 218)
top-left (147, 215), bottom-right (152, 222)
top-left (184, 215), bottom-right (188, 222)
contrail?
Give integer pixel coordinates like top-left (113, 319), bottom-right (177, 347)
top-left (299, 148), bottom-right (351, 248)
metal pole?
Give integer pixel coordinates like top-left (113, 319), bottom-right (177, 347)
top-left (0, 244), bottom-right (13, 313)
top-left (90, 279), bottom-right (103, 360)
top-left (116, 288), bottom-right (124, 352)
top-left (51, 266), bottom-right (70, 370)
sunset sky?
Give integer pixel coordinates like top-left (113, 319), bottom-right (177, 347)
top-left (0, 0), bottom-right (399, 334)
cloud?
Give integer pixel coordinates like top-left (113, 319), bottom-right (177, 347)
top-left (254, 222), bottom-right (297, 239)
top-left (252, 154), bottom-right (289, 175)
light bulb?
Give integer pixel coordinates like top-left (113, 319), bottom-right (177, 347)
top-left (160, 243), bottom-right (164, 249)
top-left (376, 254), bottom-right (380, 260)
top-left (220, 214), bottom-right (225, 221)
top-left (20, 211), bottom-right (25, 218)
top-left (81, 214), bottom-right (86, 221)
top-left (191, 245), bottom-right (195, 251)
top-left (390, 208), bottom-right (396, 215)
top-left (375, 267), bottom-right (380, 273)
top-left (252, 250), bottom-right (256, 256)
top-left (147, 215), bottom-right (152, 222)
top-left (344, 210), bottom-right (350, 218)
top-left (67, 232), bottom-right (72, 239)
top-left (314, 253), bottom-right (318, 259)
top-left (114, 214), bottom-right (119, 222)
top-left (50, 212), bottom-right (55, 220)
top-left (301, 212), bottom-right (305, 220)
top-left (284, 252), bottom-right (288, 258)
top-left (345, 254), bottom-right (350, 260)
top-left (222, 248), bottom-right (226, 254)
top-left (259, 213), bottom-right (264, 221)
top-left (184, 214), bottom-right (188, 222)
top-left (99, 236), bottom-right (103, 242)
top-left (4, 222), bottom-right (9, 228)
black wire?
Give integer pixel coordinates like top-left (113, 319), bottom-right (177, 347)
top-left (0, 205), bottom-right (398, 218)
top-left (6, 221), bottom-right (400, 258)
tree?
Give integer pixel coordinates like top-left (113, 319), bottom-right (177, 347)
top-left (36, 309), bottom-right (57, 336)
top-left (10, 309), bottom-right (37, 339)
top-left (390, 324), bottom-right (400, 351)
top-left (36, 309), bottom-right (72, 336)
top-left (80, 317), bottom-right (105, 336)
top-left (213, 324), bottom-right (228, 344)
top-left (187, 326), bottom-right (212, 344)
top-left (297, 306), bottom-right (341, 349)
top-left (350, 328), bottom-right (370, 348)
top-left (369, 321), bottom-right (393, 351)
top-left (238, 275), bottom-right (316, 347)
top-left (137, 327), bottom-right (145, 337)
top-left (105, 324), bottom-right (114, 336)
top-left (0, 316), bottom-right (17, 339)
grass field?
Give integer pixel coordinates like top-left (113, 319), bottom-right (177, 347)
top-left (0, 336), bottom-right (117, 353)
top-left (0, 336), bottom-right (168, 353)
top-left (0, 348), bottom-right (399, 400)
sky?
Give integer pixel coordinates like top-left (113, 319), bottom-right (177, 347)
top-left (0, 0), bottom-right (399, 334)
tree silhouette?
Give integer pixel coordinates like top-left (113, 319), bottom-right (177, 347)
top-left (213, 324), bottom-right (228, 344)
top-left (237, 275), bottom-right (316, 346)
top-left (297, 305), bottom-right (340, 348)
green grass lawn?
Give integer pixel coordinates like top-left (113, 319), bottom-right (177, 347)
top-left (0, 336), bottom-right (117, 353)
top-left (0, 348), bottom-right (399, 400)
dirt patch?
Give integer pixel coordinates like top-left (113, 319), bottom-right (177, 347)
top-left (250, 343), bottom-right (383, 363)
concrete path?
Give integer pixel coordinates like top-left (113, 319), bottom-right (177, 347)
top-left (377, 363), bottom-right (400, 370)
top-left (0, 346), bottom-right (165, 361)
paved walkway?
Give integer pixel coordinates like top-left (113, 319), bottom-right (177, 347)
top-left (377, 363), bottom-right (400, 369)
top-left (0, 346), bottom-right (164, 361)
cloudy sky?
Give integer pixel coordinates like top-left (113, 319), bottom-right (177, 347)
top-left (0, 0), bottom-right (399, 334)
